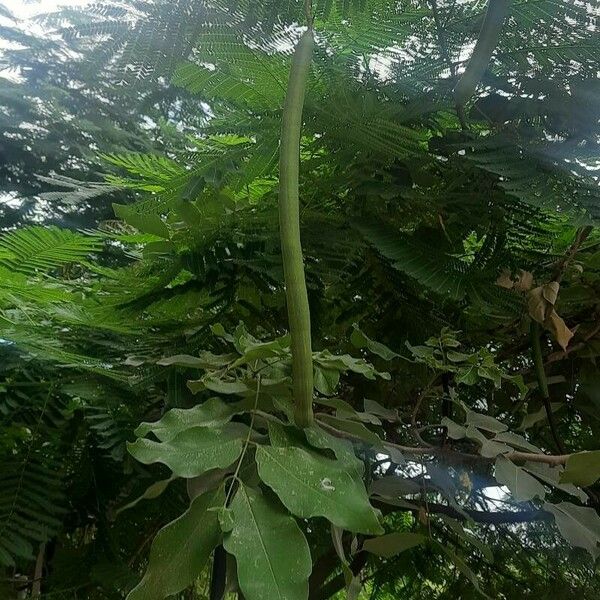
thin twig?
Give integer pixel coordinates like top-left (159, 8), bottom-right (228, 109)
top-left (225, 375), bottom-right (261, 506)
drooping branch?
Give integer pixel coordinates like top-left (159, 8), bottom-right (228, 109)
top-left (279, 26), bottom-right (315, 427)
top-left (454, 0), bottom-right (510, 109)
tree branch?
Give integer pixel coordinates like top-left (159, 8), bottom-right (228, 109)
top-left (316, 419), bottom-right (571, 466)
top-left (374, 499), bottom-right (550, 525)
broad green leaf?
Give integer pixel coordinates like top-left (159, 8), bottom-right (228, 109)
top-left (351, 324), bottom-right (400, 361)
top-left (313, 366), bottom-right (341, 395)
top-left (156, 354), bottom-right (207, 368)
top-left (523, 462), bottom-right (588, 503)
top-left (544, 501), bottom-right (600, 559)
top-left (314, 350), bottom-right (391, 381)
top-left (494, 456), bottom-right (546, 502)
top-left (363, 532), bottom-right (425, 558)
top-left (127, 488), bottom-right (224, 600)
top-left (560, 451), bottom-right (600, 487)
top-left (370, 476), bottom-right (421, 497)
top-left (198, 376), bottom-right (250, 395)
top-left (157, 352), bottom-right (237, 369)
top-left (223, 485), bottom-right (311, 600)
top-left (518, 403), bottom-right (562, 431)
top-left (267, 421), bottom-right (307, 448)
top-left (113, 203), bottom-right (169, 238)
top-left (116, 476), bottom-right (175, 515)
top-left (315, 397), bottom-right (357, 414)
top-left (317, 414), bottom-right (383, 446)
top-left (441, 417), bottom-right (466, 440)
top-left (187, 468), bottom-right (231, 500)
top-left (465, 409), bottom-right (508, 433)
top-left (305, 425), bottom-right (364, 480)
top-left (465, 426), bottom-right (511, 458)
top-left (338, 409), bottom-right (382, 426)
top-left (128, 426), bottom-right (244, 478)
top-left (210, 322), bottom-right (234, 341)
top-left (230, 333), bottom-right (290, 367)
top-left (256, 445), bottom-right (383, 534)
top-left (135, 397), bottom-right (243, 441)
top-left (493, 431), bottom-right (541, 453)
top-left (364, 399), bottom-right (398, 422)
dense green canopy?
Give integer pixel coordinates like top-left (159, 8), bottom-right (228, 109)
top-left (1, 1), bottom-right (600, 599)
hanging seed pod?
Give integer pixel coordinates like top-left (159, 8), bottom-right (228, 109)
top-left (454, 0), bottom-right (510, 108)
top-left (279, 28), bottom-right (314, 428)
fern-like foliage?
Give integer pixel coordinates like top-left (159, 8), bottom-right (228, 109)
top-left (0, 226), bottom-right (102, 275)
top-left (0, 455), bottom-right (66, 567)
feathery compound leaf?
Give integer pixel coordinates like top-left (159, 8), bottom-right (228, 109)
top-left (0, 459), bottom-right (66, 567)
top-left (0, 226), bottom-right (102, 275)
top-left (356, 222), bottom-right (471, 300)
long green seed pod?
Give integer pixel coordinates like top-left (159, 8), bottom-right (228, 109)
top-left (530, 321), bottom-right (566, 454)
top-left (279, 28), bottom-right (314, 428)
top-left (454, 0), bottom-right (510, 108)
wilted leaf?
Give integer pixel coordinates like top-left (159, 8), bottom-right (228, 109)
top-left (496, 268), bottom-right (513, 289)
top-left (528, 285), bottom-right (550, 324)
top-left (546, 310), bottom-right (574, 351)
top-left (528, 283), bottom-right (573, 350)
top-left (542, 281), bottom-right (560, 305)
top-left (514, 269), bottom-right (533, 292)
